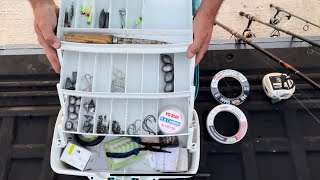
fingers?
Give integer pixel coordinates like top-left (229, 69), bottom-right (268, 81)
top-left (38, 22), bottom-right (61, 49)
top-left (195, 35), bottom-right (211, 64)
top-left (187, 32), bottom-right (207, 59)
top-left (43, 44), bottom-right (61, 73)
top-left (35, 25), bottom-right (61, 73)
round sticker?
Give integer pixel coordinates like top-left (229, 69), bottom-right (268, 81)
top-left (158, 106), bottom-right (185, 134)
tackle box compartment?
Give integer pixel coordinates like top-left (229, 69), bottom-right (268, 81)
top-left (51, 0), bottom-right (200, 179)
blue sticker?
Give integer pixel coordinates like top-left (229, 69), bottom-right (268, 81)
top-left (160, 116), bottom-right (181, 126)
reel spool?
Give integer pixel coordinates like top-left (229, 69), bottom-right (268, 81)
top-left (262, 73), bottom-right (295, 104)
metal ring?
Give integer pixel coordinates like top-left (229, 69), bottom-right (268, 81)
top-left (303, 24), bottom-right (309, 31)
top-left (211, 69), bottom-right (250, 106)
top-left (206, 104), bottom-right (248, 144)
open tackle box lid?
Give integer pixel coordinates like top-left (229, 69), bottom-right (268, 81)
top-left (51, 0), bottom-right (200, 179)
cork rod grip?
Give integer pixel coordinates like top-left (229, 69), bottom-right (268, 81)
top-left (64, 33), bottom-right (114, 44)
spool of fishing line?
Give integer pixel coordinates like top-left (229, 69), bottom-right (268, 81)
top-left (158, 106), bottom-right (186, 134)
top-left (206, 104), bottom-right (248, 144)
top-left (211, 69), bottom-right (250, 106)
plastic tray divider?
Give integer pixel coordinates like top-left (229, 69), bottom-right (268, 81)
top-left (141, 0), bottom-right (145, 29)
top-left (92, 98), bottom-right (99, 134)
top-left (91, 0), bottom-right (96, 28)
top-left (158, 54), bottom-right (166, 93)
top-left (125, 0), bottom-right (129, 29)
top-left (57, 84), bottom-right (65, 115)
top-left (124, 53), bottom-right (129, 93)
top-left (74, 0), bottom-right (80, 28)
top-left (91, 53), bottom-right (99, 91)
top-left (155, 99), bottom-right (159, 135)
top-left (77, 97), bottom-right (85, 133)
top-left (124, 99), bottom-right (129, 134)
top-left (140, 99), bottom-right (144, 135)
top-left (62, 95), bottom-right (70, 131)
top-left (108, 98), bottom-right (114, 134)
top-left (140, 53), bottom-right (145, 93)
top-left (92, 53), bottom-right (112, 92)
top-left (156, 53), bottom-right (160, 93)
top-left (109, 54), bottom-right (114, 93)
top-left (75, 52), bottom-right (83, 91)
top-left (188, 88), bottom-right (196, 134)
top-left (108, 0), bottom-right (113, 28)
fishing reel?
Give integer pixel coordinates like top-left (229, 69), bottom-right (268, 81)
top-left (262, 73), bottom-right (295, 104)
top-left (269, 9), bottom-right (291, 25)
top-left (243, 28), bottom-right (256, 38)
top-left (242, 19), bottom-right (256, 39)
top-left (269, 18), bottom-right (280, 25)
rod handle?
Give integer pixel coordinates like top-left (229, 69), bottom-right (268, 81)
top-left (64, 33), bottom-right (113, 44)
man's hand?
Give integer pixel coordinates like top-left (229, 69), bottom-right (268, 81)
top-left (187, 0), bottom-right (223, 64)
top-left (30, 1), bottom-right (61, 73)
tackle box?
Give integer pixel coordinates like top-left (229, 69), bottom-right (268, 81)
top-left (50, 0), bottom-right (200, 179)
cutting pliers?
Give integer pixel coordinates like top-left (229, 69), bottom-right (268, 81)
top-left (106, 137), bottom-right (171, 158)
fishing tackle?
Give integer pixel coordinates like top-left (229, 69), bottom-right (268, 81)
top-left (269, 5), bottom-right (291, 26)
top-left (97, 115), bottom-right (109, 134)
top-left (127, 119), bottom-right (141, 135)
top-left (214, 21), bottom-right (320, 91)
top-left (119, 8), bottom-right (126, 29)
top-left (87, 13), bottom-right (92, 25)
top-left (270, 4), bottom-right (320, 31)
top-left (142, 115), bottom-right (156, 135)
top-left (134, 17), bottom-right (142, 29)
top-left (239, 11), bottom-right (320, 48)
top-left (242, 18), bottom-right (256, 39)
top-left (64, 3), bottom-right (74, 28)
top-left (99, 9), bottom-right (109, 28)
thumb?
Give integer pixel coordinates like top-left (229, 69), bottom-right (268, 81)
top-left (39, 23), bottom-right (61, 49)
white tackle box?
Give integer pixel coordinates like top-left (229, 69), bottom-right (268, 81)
top-left (51, 0), bottom-right (200, 179)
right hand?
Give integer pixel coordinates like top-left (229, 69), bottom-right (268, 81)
top-left (32, 1), bottom-right (61, 73)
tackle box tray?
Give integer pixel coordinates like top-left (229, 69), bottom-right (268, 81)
top-left (51, 0), bottom-right (200, 179)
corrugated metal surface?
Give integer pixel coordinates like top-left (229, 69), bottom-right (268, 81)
top-left (0, 46), bottom-right (319, 180)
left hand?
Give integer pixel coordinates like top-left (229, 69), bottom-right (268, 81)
top-left (187, 9), bottom-right (214, 64)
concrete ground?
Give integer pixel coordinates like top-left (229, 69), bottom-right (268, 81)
top-left (1, 0), bottom-right (319, 45)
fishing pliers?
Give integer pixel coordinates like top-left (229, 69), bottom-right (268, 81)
top-left (106, 137), bottom-right (171, 158)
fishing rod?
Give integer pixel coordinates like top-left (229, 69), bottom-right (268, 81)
top-left (270, 4), bottom-right (320, 30)
top-left (239, 11), bottom-right (320, 48)
top-left (214, 21), bottom-right (320, 91)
